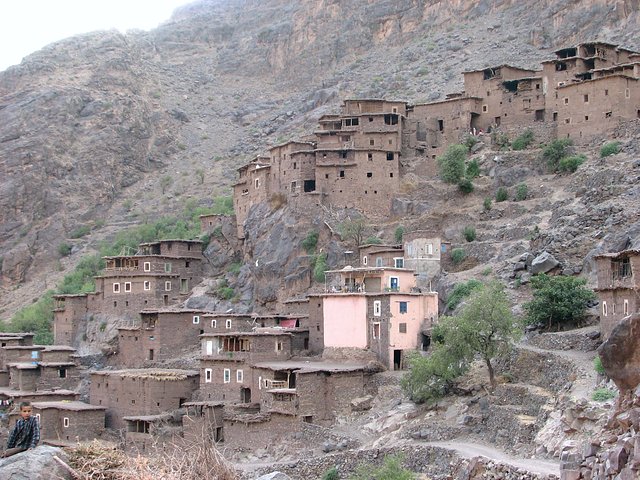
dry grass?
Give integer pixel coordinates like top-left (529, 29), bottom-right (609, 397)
top-left (65, 437), bottom-right (238, 480)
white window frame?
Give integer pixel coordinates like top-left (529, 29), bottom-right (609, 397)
top-left (223, 368), bottom-right (231, 383)
top-left (236, 369), bottom-right (244, 383)
top-left (165, 281), bottom-right (172, 291)
top-left (375, 257), bottom-right (383, 267)
top-left (63, 417), bottom-right (70, 428)
top-left (258, 376), bottom-right (262, 390)
top-left (205, 368), bottom-right (212, 383)
top-left (624, 299), bottom-right (629, 316)
top-left (276, 341), bottom-right (283, 352)
top-left (143, 281), bottom-right (151, 291)
top-left (602, 301), bottom-right (608, 317)
top-left (426, 243), bottom-right (433, 255)
top-left (373, 300), bottom-right (381, 317)
top-left (211, 319), bottom-right (217, 328)
top-left (205, 340), bottom-right (213, 356)
top-left (143, 262), bottom-right (151, 272)
top-left (225, 319), bottom-right (232, 329)
top-left (193, 315), bottom-right (200, 325)
top-left (362, 256), bottom-right (368, 266)
top-left (113, 283), bottom-right (120, 293)
top-left (612, 303), bottom-right (616, 315)
top-left (164, 263), bottom-right (172, 273)
top-left (372, 322), bottom-right (380, 339)
top-left (124, 282), bottom-right (132, 293)
top-left (394, 257), bottom-right (404, 268)
top-left (389, 276), bottom-right (399, 290)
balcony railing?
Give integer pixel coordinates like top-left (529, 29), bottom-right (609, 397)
top-left (264, 379), bottom-right (288, 389)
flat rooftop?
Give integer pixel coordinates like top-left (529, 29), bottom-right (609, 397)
top-left (253, 360), bottom-right (368, 374)
top-left (32, 401), bottom-right (106, 412)
top-left (91, 369), bottom-right (199, 380)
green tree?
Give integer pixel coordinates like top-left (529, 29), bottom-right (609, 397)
top-left (313, 253), bottom-right (328, 282)
top-left (302, 230), bottom-right (319, 254)
top-left (339, 218), bottom-right (368, 247)
top-left (542, 139), bottom-right (573, 171)
top-left (437, 144), bottom-right (467, 184)
top-left (465, 158), bottom-right (480, 178)
top-left (523, 274), bottom-right (596, 330)
top-left (511, 130), bottom-right (534, 151)
top-left (394, 226), bottom-right (405, 243)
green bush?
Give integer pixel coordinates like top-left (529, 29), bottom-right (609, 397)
top-left (446, 279), bottom-right (482, 310)
top-left (463, 226), bottom-right (476, 242)
top-left (99, 322), bottom-right (107, 332)
top-left (463, 135), bottom-right (479, 152)
top-left (594, 356), bottom-right (606, 376)
top-left (483, 197), bottom-right (492, 211)
top-left (437, 144), bottom-right (467, 184)
top-left (364, 236), bottom-right (383, 245)
top-left (511, 130), bottom-right (534, 151)
top-left (394, 226), bottom-right (404, 243)
top-left (458, 178), bottom-right (474, 194)
top-left (313, 253), bottom-right (328, 282)
top-left (495, 187), bottom-right (508, 202)
top-left (349, 455), bottom-right (415, 480)
top-left (465, 158), bottom-right (480, 178)
top-left (481, 266), bottom-right (492, 276)
top-left (322, 467), bottom-right (340, 480)
top-left (1, 291), bottom-right (55, 344)
top-left (58, 243), bottom-right (72, 257)
top-left (302, 231), bottom-right (319, 254)
top-left (217, 280), bottom-right (235, 300)
top-left (542, 138), bottom-right (573, 171)
top-left (559, 154), bottom-right (586, 173)
top-left (492, 131), bottom-right (510, 150)
top-left (515, 183), bottom-right (528, 201)
top-left (600, 141), bottom-right (620, 158)
top-left (211, 195), bottom-right (234, 215)
top-left (592, 388), bottom-right (616, 402)
top-left (451, 248), bottom-right (466, 265)
top-left (69, 225), bottom-right (91, 239)
top-left (228, 261), bottom-right (242, 275)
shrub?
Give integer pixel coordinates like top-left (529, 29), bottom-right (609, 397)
top-left (483, 197), bottom-right (492, 211)
top-left (495, 187), bottom-right (508, 202)
top-left (481, 266), bottom-right (492, 276)
top-left (58, 243), bottom-right (72, 257)
top-left (99, 322), bottom-right (107, 332)
top-left (302, 230), bottom-right (319, 254)
top-left (463, 135), bottom-right (479, 152)
top-left (160, 175), bottom-right (173, 194)
top-left (350, 455), bottom-right (415, 480)
top-left (212, 226), bottom-right (223, 238)
top-left (600, 141), bottom-right (620, 158)
top-left (200, 233), bottom-right (211, 250)
top-left (515, 183), bottom-right (528, 201)
top-left (69, 225), bottom-right (91, 239)
top-left (322, 467), bottom-right (340, 480)
top-left (463, 226), bottom-right (476, 242)
top-left (594, 356), bottom-right (606, 376)
top-left (542, 138), bottom-right (573, 171)
top-left (592, 388), bottom-right (616, 402)
top-left (458, 178), bottom-right (474, 194)
top-left (228, 261), bottom-right (242, 275)
top-left (394, 226), bottom-right (405, 243)
top-left (511, 130), bottom-right (534, 151)
top-left (492, 131), bottom-right (510, 150)
top-left (313, 253), bottom-right (328, 283)
top-left (559, 154), bottom-right (586, 173)
top-left (437, 144), bottom-right (467, 184)
top-left (364, 236), bottom-right (383, 245)
top-left (451, 248), bottom-right (466, 265)
top-left (3, 291), bottom-right (55, 344)
top-left (446, 279), bottom-right (482, 310)
top-left (211, 196), bottom-right (234, 215)
top-left (465, 158), bottom-right (480, 178)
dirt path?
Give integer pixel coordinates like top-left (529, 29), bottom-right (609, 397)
top-left (423, 440), bottom-right (560, 476)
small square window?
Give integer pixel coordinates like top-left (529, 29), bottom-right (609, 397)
top-left (113, 283), bottom-right (120, 293)
top-left (205, 368), bottom-right (212, 383)
top-left (223, 369), bottom-right (231, 383)
top-left (143, 262), bottom-right (151, 272)
top-left (339, 170), bottom-right (345, 178)
top-left (482, 105), bottom-right (488, 112)
top-left (164, 263), bottom-right (172, 273)
top-left (399, 301), bottom-right (408, 314)
top-left (399, 322), bottom-right (407, 333)
top-left (193, 315), bottom-right (200, 325)
top-left (583, 94), bottom-right (589, 103)
top-left (225, 319), bottom-right (232, 329)
top-left (124, 282), bottom-right (131, 292)
top-left (63, 417), bottom-right (70, 428)
top-left (237, 370), bottom-right (244, 383)
top-left (604, 89), bottom-right (609, 96)
top-left (367, 172), bottom-right (372, 178)
top-left (564, 98), bottom-right (569, 105)
top-left (144, 281), bottom-right (151, 291)
top-left (369, 139), bottom-right (375, 146)
top-left (276, 341), bottom-right (283, 351)
top-left (165, 281), bottom-right (172, 291)
top-left (373, 300), bottom-right (381, 317)
top-left (386, 152), bottom-right (394, 161)
top-left (211, 319), bottom-right (217, 328)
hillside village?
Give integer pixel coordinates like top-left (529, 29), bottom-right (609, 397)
top-left (1, 40), bottom-right (640, 480)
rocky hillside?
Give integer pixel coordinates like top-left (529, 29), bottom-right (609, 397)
top-left (1, 0), bottom-right (640, 317)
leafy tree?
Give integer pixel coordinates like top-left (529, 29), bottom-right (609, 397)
top-left (458, 178), bottom-right (474, 194)
top-left (313, 253), bottom-right (328, 282)
top-left (451, 248), bottom-right (466, 264)
top-left (559, 154), bottom-right (586, 173)
top-left (465, 158), bottom-right (480, 178)
top-left (302, 230), bottom-right (319, 254)
top-left (364, 236), bottom-right (383, 245)
top-left (483, 197), bottom-right (492, 211)
top-left (437, 144), bottom-right (467, 184)
top-left (523, 274), bottom-right (596, 330)
top-left (394, 226), bottom-right (405, 243)
top-left (349, 455), bottom-right (415, 480)
top-left (339, 218), bottom-right (368, 247)
top-left (542, 138), bottom-right (573, 171)
top-left (511, 130), bottom-right (534, 150)
top-left (58, 242), bottom-right (72, 257)
top-left (446, 279), bottom-right (482, 310)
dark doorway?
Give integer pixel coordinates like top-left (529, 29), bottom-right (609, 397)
top-left (303, 338), bottom-right (309, 350)
top-left (421, 334), bottom-right (431, 351)
top-left (241, 387), bottom-right (251, 403)
top-left (393, 350), bottom-right (402, 370)
top-left (163, 295), bottom-right (169, 306)
top-left (303, 180), bottom-right (316, 192)
top-left (288, 372), bottom-right (297, 389)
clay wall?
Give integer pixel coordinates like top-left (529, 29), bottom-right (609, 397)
top-left (37, 365), bottom-right (80, 391)
top-left (597, 289), bottom-right (638, 339)
top-left (307, 297), bottom-right (325, 354)
top-left (199, 358), bottom-right (249, 403)
top-left (53, 295), bottom-right (88, 346)
top-left (33, 407), bottom-right (105, 442)
top-left (223, 412), bottom-right (297, 450)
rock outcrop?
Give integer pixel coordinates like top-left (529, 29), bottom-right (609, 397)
top-left (0, 445), bottom-right (71, 480)
top-left (599, 313), bottom-right (640, 392)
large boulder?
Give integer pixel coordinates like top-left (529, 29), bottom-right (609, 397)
top-left (530, 251), bottom-right (560, 275)
top-left (0, 445), bottom-right (71, 480)
top-left (598, 313), bottom-right (640, 392)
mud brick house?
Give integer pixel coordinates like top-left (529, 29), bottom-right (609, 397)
top-left (233, 155), bottom-right (271, 238)
top-left (199, 329), bottom-right (306, 403)
top-left (182, 401), bottom-right (224, 444)
top-left (403, 231), bottom-right (448, 286)
top-left (1, 345), bottom-right (79, 392)
top-left (0, 388), bottom-right (79, 410)
top-left (16, 401), bottom-right (107, 444)
top-left (123, 412), bottom-right (182, 453)
top-left (53, 240), bottom-right (204, 347)
top-left (89, 369), bottom-right (199, 429)
top-left (358, 243), bottom-right (405, 268)
top-left (316, 266), bottom-right (437, 369)
top-left (594, 249), bottom-right (640, 339)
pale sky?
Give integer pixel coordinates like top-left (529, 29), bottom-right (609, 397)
top-left (0, 0), bottom-right (195, 71)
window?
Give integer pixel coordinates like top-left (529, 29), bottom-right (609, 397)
top-left (144, 262), bottom-right (151, 272)
top-left (165, 281), bottom-right (172, 291)
top-left (399, 301), bottom-right (408, 314)
top-left (363, 256), bottom-right (368, 266)
top-left (373, 300), bottom-right (381, 317)
top-left (259, 376), bottom-right (262, 390)
top-left (368, 153), bottom-right (373, 161)
top-left (180, 278), bottom-right (188, 293)
top-left (276, 341), bottom-right (283, 351)
top-left (585, 115), bottom-right (589, 121)
top-left (399, 322), bottom-right (407, 333)
top-left (602, 301), bottom-right (608, 316)
top-left (148, 349), bottom-right (154, 360)
top-left (624, 300), bottom-right (629, 316)
top-left (625, 88), bottom-right (630, 99)
top-left (482, 105), bottom-right (488, 112)
top-left (583, 94), bottom-right (589, 103)
top-left (389, 276), bottom-right (399, 290)
top-left (144, 281), bottom-right (151, 291)
top-left (370, 139), bottom-right (375, 146)
top-left (394, 258), bottom-right (404, 268)
top-left (255, 178), bottom-right (260, 189)
top-left (205, 340), bottom-right (213, 356)
top-left (211, 319), bottom-right (217, 328)
top-left (225, 319), bottom-right (232, 329)
top-left (564, 98), bottom-right (569, 105)
top-left (426, 243), bottom-right (433, 255)
top-left (205, 368), bottom-right (212, 383)
top-left (604, 89), bottom-right (609, 96)
top-left (59, 367), bottom-right (67, 378)
top-left (113, 283), bottom-right (120, 293)
top-left (185, 261), bottom-right (190, 268)
top-left (373, 322), bottom-right (381, 339)
top-left (605, 111), bottom-right (612, 118)
top-left (237, 370), bottom-right (244, 383)
top-left (164, 263), bottom-right (172, 273)
top-left (613, 303), bottom-right (616, 315)
top-left (565, 118), bottom-right (571, 124)
top-left (367, 172), bottom-right (372, 178)
top-left (339, 170), bottom-right (345, 178)
top-left (293, 162), bottom-right (297, 169)
top-left (223, 369), bottom-right (231, 383)
top-left (376, 257), bottom-right (383, 267)
top-left (553, 112), bottom-right (558, 121)
top-left (386, 152), bottom-right (394, 161)
top-left (63, 417), bottom-right (70, 428)
top-left (193, 315), bottom-right (200, 325)
top-left (124, 282), bottom-right (131, 293)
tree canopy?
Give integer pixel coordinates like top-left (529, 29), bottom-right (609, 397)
top-left (436, 144), bottom-right (467, 184)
